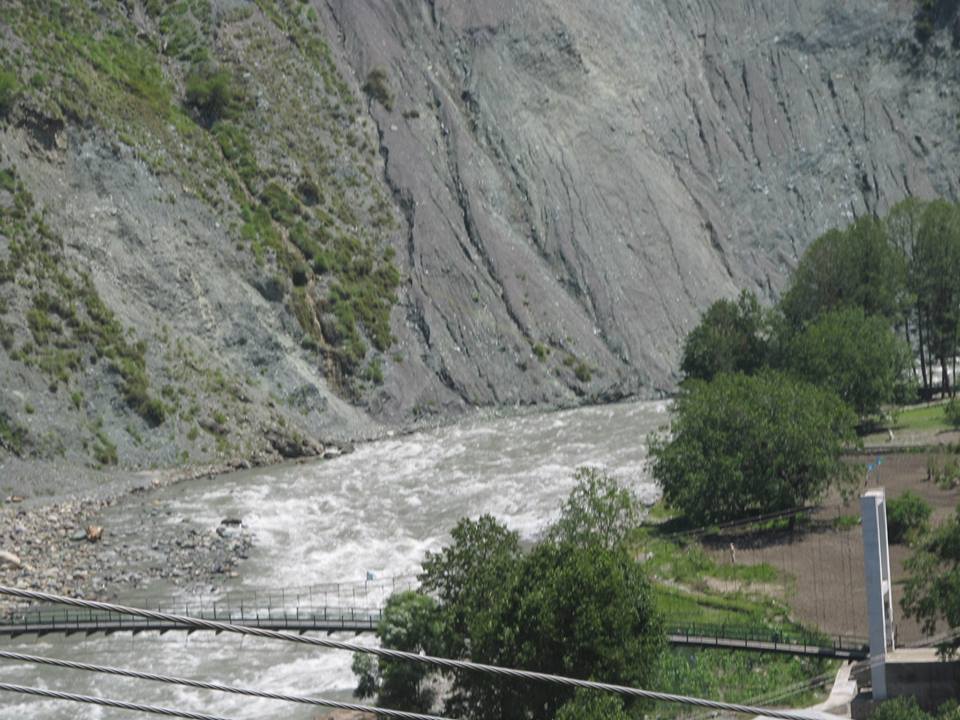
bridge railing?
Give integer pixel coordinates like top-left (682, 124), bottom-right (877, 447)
top-left (0, 603), bottom-right (386, 634)
top-left (664, 618), bottom-right (869, 654)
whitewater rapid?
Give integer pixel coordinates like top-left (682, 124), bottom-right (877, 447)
top-left (0, 399), bottom-right (668, 719)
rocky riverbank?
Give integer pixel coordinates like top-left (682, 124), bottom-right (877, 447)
top-left (0, 449), bottom-right (348, 620)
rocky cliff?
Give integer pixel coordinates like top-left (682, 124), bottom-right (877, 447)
top-left (0, 0), bottom-right (958, 472)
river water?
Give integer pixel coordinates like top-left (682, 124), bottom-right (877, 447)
top-left (0, 399), bottom-right (668, 719)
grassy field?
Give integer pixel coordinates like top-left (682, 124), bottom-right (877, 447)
top-left (635, 523), bottom-right (839, 712)
top-left (891, 403), bottom-right (950, 431)
top-left (862, 400), bottom-right (960, 446)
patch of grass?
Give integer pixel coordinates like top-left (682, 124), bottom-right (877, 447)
top-left (641, 535), bottom-right (780, 588)
top-left (890, 403), bottom-right (950, 432)
top-left (0, 412), bottom-right (27, 456)
top-left (92, 430), bottom-right (117, 466)
top-left (261, 182), bottom-right (300, 226)
top-left (185, 65), bottom-right (241, 128)
top-left (532, 342), bottom-right (549, 362)
top-left (0, 69), bottom-right (20, 116)
top-left (833, 514), bottom-right (860, 530)
top-left (574, 361), bottom-right (592, 382)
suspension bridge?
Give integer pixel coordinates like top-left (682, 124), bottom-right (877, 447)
top-left (0, 592), bottom-right (870, 659)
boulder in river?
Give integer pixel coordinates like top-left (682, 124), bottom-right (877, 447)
top-left (0, 550), bottom-right (22, 568)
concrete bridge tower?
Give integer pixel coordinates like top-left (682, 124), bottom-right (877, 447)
top-left (860, 488), bottom-right (895, 700)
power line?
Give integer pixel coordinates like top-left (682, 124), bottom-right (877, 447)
top-left (0, 585), bottom-right (829, 720)
top-left (0, 649), bottom-right (454, 720)
top-left (0, 682), bottom-right (233, 720)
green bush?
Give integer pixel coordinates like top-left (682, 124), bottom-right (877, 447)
top-left (887, 490), bottom-right (932, 544)
top-left (0, 70), bottom-right (21, 117)
top-left (362, 67), bottom-right (393, 111)
top-left (261, 182), bottom-right (300, 226)
top-left (185, 66), bottom-right (239, 127)
top-left (574, 361), bottom-right (592, 382)
top-left (945, 398), bottom-right (960, 428)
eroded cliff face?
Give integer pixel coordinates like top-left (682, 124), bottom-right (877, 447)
top-left (1, 0), bottom-right (958, 470)
top-left (326, 0), bottom-right (960, 415)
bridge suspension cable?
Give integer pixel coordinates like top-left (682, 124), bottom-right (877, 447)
top-left (0, 649), bottom-right (453, 720)
top-left (0, 682), bottom-right (233, 720)
top-left (0, 585), bottom-right (830, 720)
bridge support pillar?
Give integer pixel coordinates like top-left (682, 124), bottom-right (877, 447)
top-left (860, 488), bottom-right (895, 700)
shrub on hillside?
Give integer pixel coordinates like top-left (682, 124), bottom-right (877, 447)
top-left (886, 490), bottom-right (931, 544)
top-left (0, 70), bottom-right (20, 117)
top-left (185, 65), bottom-right (240, 127)
top-left (362, 67), bottom-right (393, 111)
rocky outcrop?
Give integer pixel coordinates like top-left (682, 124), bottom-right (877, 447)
top-left (2, 0), bottom-right (960, 468)
top-left (325, 0), bottom-right (960, 411)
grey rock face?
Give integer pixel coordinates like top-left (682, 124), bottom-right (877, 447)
top-left (327, 0), bottom-right (960, 404)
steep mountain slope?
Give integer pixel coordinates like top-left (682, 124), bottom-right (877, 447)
top-left (0, 0), bottom-right (959, 471)
top-left (329, 0), bottom-right (960, 409)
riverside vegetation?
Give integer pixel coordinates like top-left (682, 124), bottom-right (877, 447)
top-left (354, 470), bottom-right (837, 719)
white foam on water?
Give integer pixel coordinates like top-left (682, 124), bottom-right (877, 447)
top-left (1, 399), bottom-right (666, 719)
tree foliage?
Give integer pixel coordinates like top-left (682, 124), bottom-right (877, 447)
top-left (354, 471), bottom-right (664, 720)
top-left (783, 306), bottom-right (913, 417)
top-left (554, 690), bottom-right (631, 720)
top-left (902, 506), bottom-right (960, 656)
top-left (870, 695), bottom-right (960, 720)
top-left (352, 591), bottom-right (441, 712)
top-left (649, 371), bottom-right (858, 524)
top-left (680, 290), bottom-right (767, 382)
top-left (780, 216), bottom-right (905, 328)
top-left (185, 65), bottom-right (241, 127)
top-left (886, 490), bottom-right (932, 545)
top-left (913, 200), bottom-right (960, 396)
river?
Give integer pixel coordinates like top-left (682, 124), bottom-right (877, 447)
top-left (0, 399), bottom-right (668, 719)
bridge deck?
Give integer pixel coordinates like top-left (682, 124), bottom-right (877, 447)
top-left (0, 609), bottom-right (869, 660)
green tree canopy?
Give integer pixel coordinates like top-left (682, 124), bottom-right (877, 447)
top-left (783, 306), bottom-right (913, 417)
top-left (780, 216), bottom-right (905, 328)
top-left (355, 471), bottom-right (664, 720)
top-left (554, 690), bottom-right (631, 720)
top-left (352, 591), bottom-right (441, 712)
top-left (913, 200), bottom-right (960, 396)
top-left (680, 290), bottom-right (767, 381)
top-left (902, 506), bottom-right (960, 657)
top-left (649, 371), bottom-right (858, 524)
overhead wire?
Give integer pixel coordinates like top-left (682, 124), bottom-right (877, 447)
top-left (0, 682), bottom-right (233, 720)
top-left (0, 649), bottom-right (455, 720)
top-left (0, 585), bottom-right (831, 720)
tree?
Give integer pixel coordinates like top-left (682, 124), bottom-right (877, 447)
top-left (902, 506), bottom-right (960, 657)
top-left (649, 371), bottom-right (858, 524)
top-left (359, 472), bottom-right (664, 720)
top-left (783, 306), bottom-right (913, 417)
top-left (513, 536), bottom-right (663, 718)
top-left (352, 591), bottom-right (441, 712)
top-left (546, 466), bottom-right (639, 550)
top-left (887, 198), bottom-right (927, 392)
top-left (780, 216), bottom-right (905, 328)
top-left (680, 290), bottom-right (767, 381)
top-left (913, 200), bottom-right (960, 397)
top-left (554, 690), bottom-right (631, 720)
